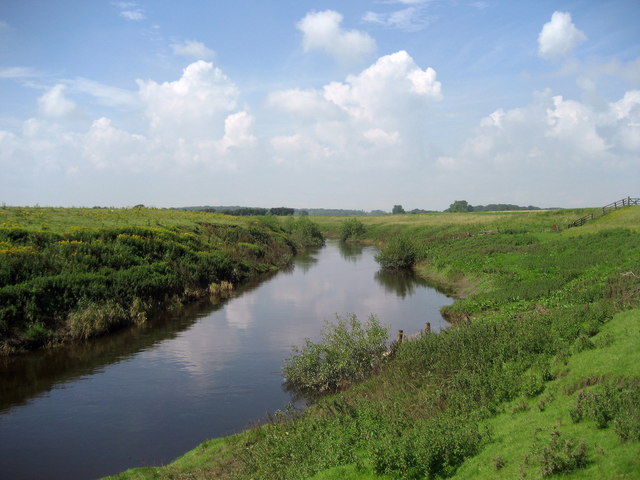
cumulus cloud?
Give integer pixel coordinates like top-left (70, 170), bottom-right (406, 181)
top-left (538, 11), bottom-right (586, 59)
top-left (1, 60), bottom-right (257, 190)
top-left (171, 40), bottom-right (215, 60)
top-left (297, 10), bottom-right (376, 65)
top-left (38, 84), bottom-right (78, 118)
top-left (137, 60), bottom-right (239, 140)
top-left (429, 88), bottom-right (640, 206)
top-left (268, 50), bottom-right (441, 168)
top-left (449, 88), bottom-right (640, 177)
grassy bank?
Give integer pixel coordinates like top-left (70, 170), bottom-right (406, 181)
top-left (103, 207), bottom-right (638, 479)
top-left (0, 207), bottom-right (323, 354)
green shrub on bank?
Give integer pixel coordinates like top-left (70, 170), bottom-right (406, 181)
top-left (285, 216), bottom-right (325, 249)
top-left (375, 234), bottom-right (418, 270)
top-left (283, 314), bottom-right (388, 394)
top-left (340, 218), bottom-right (366, 242)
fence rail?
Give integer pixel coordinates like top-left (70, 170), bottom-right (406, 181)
top-left (567, 197), bottom-right (639, 229)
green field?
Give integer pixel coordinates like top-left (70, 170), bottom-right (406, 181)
top-left (103, 206), bottom-right (640, 479)
top-left (0, 206), bottom-right (323, 354)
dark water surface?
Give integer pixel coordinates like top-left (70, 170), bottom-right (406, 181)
top-left (0, 241), bottom-right (452, 480)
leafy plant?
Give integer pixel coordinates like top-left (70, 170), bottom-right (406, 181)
top-left (283, 314), bottom-right (388, 394)
top-left (339, 218), bottom-right (366, 242)
top-left (375, 234), bottom-right (418, 270)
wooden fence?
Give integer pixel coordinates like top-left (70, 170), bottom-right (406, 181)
top-left (567, 197), bottom-right (639, 229)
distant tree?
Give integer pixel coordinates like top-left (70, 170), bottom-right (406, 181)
top-left (392, 205), bottom-right (405, 214)
top-left (447, 200), bottom-right (474, 213)
top-left (370, 210), bottom-right (387, 216)
top-left (269, 207), bottom-right (295, 216)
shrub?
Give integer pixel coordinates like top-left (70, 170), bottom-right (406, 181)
top-left (537, 427), bottom-right (588, 477)
top-left (283, 314), bottom-right (388, 394)
top-left (375, 234), bottom-right (418, 270)
top-left (340, 218), bottom-right (366, 242)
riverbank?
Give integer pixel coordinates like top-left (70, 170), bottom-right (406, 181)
top-left (104, 207), bottom-right (640, 479)
top-left (0, 207), bottom-right (323, 354)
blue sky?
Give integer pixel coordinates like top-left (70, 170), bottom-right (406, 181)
top-left (1, 0), bottom-right (639, 210)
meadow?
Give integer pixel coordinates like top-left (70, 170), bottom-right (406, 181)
top-left (104, 206), bottom-right (640, 479)
top-left (0, 206), bottom-right (323, 354)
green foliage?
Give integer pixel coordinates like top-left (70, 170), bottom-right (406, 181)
top-left (536, 427), bottom-right (589, 477)
top-left (340, 218), bottom-right (366, 242)
top-left (392, 205), bottom-right (405, 214)
top-left (571, 380), bottom-right (640, 440)
top-left (374, 234), bottom-right (418, 270)
top-left (283, 314), bottom-right (388, 394)
top-left (0, 208), bottom-right (299, 351)
top-left (285, 216), bottom-right (325, 249)
top-left (447, 200), bottom-right (474, 212)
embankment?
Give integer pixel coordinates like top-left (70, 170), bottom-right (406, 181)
top-left (0, 207), bottom-right (323, 354)
top-left (101, 207), bottom-right (639, 479)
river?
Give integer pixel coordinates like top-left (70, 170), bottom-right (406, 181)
top-left (0, 240), bottom-right (452, 480)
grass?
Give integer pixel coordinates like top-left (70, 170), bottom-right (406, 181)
top-left (453, 308), bottom-right (640, 480)
top-left (0, 206), bottom-right (325, 353)
top-left (96, 206), bottom-right (640, 479)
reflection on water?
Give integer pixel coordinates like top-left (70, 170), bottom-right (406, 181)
top-left (0, 240), bottom-right (452, 480)
top-left (337, 241), bottom-right (365, 262)
top-left (375, 268), bottom-right (433, 299)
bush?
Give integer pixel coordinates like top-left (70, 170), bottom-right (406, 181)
top-left (375, 234), bottom-right (418, 270)
top-left (283, 314), bottom-right (388, 394)
top-left (340, 218), bottom-right (366, 242)
top-left (537, 427), bottom-right (588, 477)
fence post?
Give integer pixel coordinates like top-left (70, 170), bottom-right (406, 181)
top-left (425, 322), bottom-right (431, 334)
top-left (396, 330), bottom-right (404, 343)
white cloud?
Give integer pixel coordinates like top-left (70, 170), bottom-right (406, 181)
top-left (297, 10), bottom-right (376, 65)
top-left (363, 7), bottom-right (431, 32)
top-left (137, 60), bottom-right (239, 140)
top-left (38, 84), bottom-right (78, 118)
top-left (538, 11), bottom-right (586, 59)
top-left (217, 111), bottom-right (257, 154)
top-left (1, 60), bottom-right (256, 187)
top-left (269, 50), bottom-right (441, 168)
top-left (171, 40), bottom-right (215, 60)
top-left (113, 2), bottom-right (145, 21)
top-left (451, 88), bottom-right (639, 175)
top-left (0, 67), bottom-right (41, 79)
top-left (71, 78), bottom-right (139, 108)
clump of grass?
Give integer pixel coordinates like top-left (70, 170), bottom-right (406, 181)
top-left (209, 280), bottom-right (234, 297)
top-left (67, 300), bottom-right (128, 339)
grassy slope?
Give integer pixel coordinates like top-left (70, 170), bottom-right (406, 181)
top-left (0, 207), bottom-right (301, 352)
top-left (453, 308), bottom-right (640, 480)
top-left (104, 207), bottom-right (640, 480)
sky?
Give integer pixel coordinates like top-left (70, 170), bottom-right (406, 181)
top-left (0, 0), bottom-right (639, 211)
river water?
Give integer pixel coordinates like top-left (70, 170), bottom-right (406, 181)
top-left (0, 241), bottom-right (452, 480)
